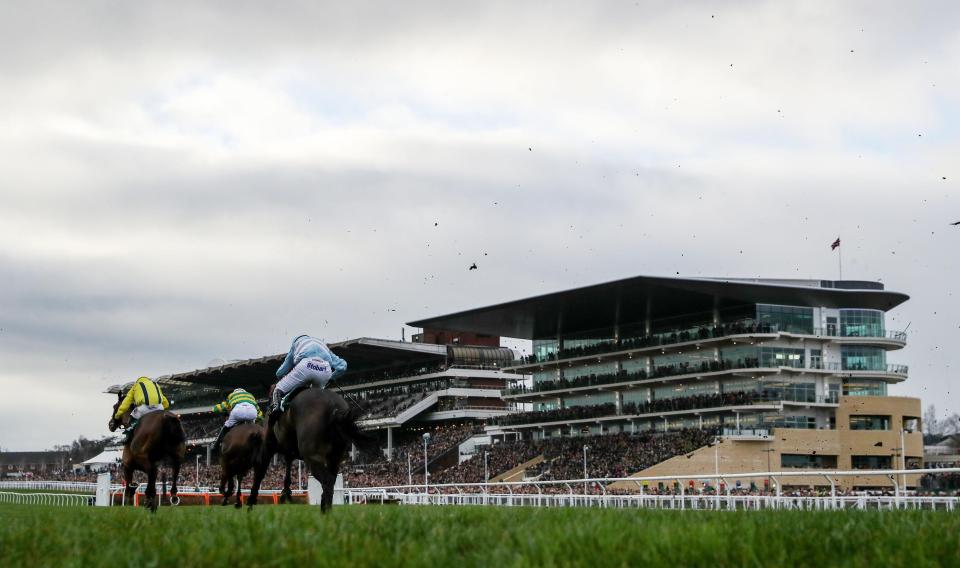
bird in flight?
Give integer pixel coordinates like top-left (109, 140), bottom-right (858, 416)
top-left (469, 263), bottom-right (478, 270)
top-left (950, 221), bottom-right (960, 226)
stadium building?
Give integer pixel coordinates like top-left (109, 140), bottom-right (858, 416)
top-left (409, 275), bottom-right (924, 490)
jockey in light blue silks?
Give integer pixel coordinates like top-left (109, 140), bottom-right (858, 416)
top-left (269, 335), bottom-right (347, 418)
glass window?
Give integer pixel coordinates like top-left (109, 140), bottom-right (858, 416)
top-left (563, 392), bottom-right (615, 408)
top-left (621, 389), bottom-right (649, 405)
top-left (809, 349), bottom-right (822, 369)
top-left (563, 362), bottom-right (617, 381)
top-left (827, 382), bottom-right (841, 403)
top-left (839, 309), bottom-right (885, 338)
top-left (620, 358), bottom-right (647, 375)
top-left (841, 346), bottom-right (886, 371)
top-left (653, 381), bottom-right (717, 400)
top-left (849, 415), bottom-right (891, 430)
top-left (533, 369), bottom-right (560, 388)
top-left (760, 380), bottom-right (816, 403)
top-left (851, 455), bottom-right (892, 470)
top-left (781, 454), bottom-right (838, 468)
top-left (756, 304), bottom-right (814, 334)
top-left (763, 414), bottom-right (816, 429)
top-left (719, 346), bottom-right (760, 368)
top-left (721, 378), bottom-right (762, 394)
top-left (843, 379), bottom-right (887, 396)
top-left (759, 347), bottom-right (805, 369)
top-left (533, 339), bottom-right (559, 362)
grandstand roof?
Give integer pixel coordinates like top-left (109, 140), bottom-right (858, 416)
top-left (106, 337), bottom-right (447, 393)
top-left (407, 275), bottom-right (909, 340)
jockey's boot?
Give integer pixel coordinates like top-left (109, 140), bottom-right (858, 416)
top-left (212, 425), bottom-right (232, 453)
top-left (124, 420), bottom-right (139, 445)
top-left (269, 388), bottom-right (285, 419)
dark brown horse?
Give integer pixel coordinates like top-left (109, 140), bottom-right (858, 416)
top-left (108, 394), bottom-right (187, 512)
top-left (247, 387), bottom-right (369, 512)
top-left (219, 422), bottom-right (265, 508)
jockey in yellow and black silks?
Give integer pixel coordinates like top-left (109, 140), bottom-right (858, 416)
top-left (111, 376), bottom-right (170, 443)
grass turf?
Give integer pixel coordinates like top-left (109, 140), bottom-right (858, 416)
top-left (1, 504), bottom-right (958, 567)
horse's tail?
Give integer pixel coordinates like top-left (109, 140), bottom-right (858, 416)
top-left (249, 426), bottom-right (265, 468)
top-left (331, 407), bottom-right (376, 451)
top-left (163, 412), bottom-right (187, 445)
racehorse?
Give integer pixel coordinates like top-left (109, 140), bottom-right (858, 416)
top-left (247, 387), bottom-right (369, 512)
top-left (219, 422), bottom-right (265, 508)
top-left (108, 394), bottom-right (187, 512)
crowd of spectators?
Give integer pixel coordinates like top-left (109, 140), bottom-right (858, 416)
top-left (540, 429), bottom-right (715, 480)
top-left (342, 423), bottom-right (477, 487)
top-left (519, 320), bottom-right (778, 365)
top-left (432, 439), bottom-right (547, 485)
top-left (338, 361), bottom-right (448, 388)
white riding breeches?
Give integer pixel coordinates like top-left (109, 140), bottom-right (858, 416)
top-left (224, 402), bottom-right (259, 427)
top-left (131, 404), bottom-right (164, 420)
top-left (276, 357), bottom-right (333, 394)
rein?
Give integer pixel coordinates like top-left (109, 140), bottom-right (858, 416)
top-left (334, 383), bottom-right (368, 414)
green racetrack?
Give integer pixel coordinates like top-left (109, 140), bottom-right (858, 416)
top-left (1, 504), bottom-right (958, 567)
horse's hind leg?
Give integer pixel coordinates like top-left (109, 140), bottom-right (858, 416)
top-left (222, 475), bottom-right (235, 506)
top-left (169, 460), bottom-right (181, 505)
top-left (146, 464), bottom-right (159, 513)
top-left (279, 456), bottom-right (294, 504)
top-left (312, 466), bottom-right (337, 513)
top-left (123, 465), bottom-right (136, 506)
top-left (234, 474), bottom-right (244, 509)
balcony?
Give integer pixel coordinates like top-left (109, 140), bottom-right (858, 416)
top-left (510, 322), bottom-right (907, 372)
top-left (809, 361), bottom-right (909, 377)
top-left (493, 390), bottom-right (834, 429)
top-left (503, 357), bottom-right (764, 398)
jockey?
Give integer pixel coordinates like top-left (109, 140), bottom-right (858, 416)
top-left (110, 376), bottom-right (169, 443)
top-left (269, 335), bottom-right (347, 418)
top-left (212, 388), bottom-right (262, 452)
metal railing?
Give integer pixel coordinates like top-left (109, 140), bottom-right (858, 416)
top-left (344, 467), bottom-right (960, 511)
top-left (512, 323), bottom-right (908, 368)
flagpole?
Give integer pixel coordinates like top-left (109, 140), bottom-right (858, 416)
top-left (838, 235), bottom-right (842, 280)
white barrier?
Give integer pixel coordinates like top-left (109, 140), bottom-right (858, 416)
top-left (308, 474), bottom-right (344, 505)
top-left (0, 491), bottom-right (93, 506)
top-left (344, 467), bottom-right (960, 511)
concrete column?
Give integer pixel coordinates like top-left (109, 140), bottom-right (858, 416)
top-left (206, 444), bottom-right (212, 467)
top-left (387, 427), bottom-right (394, 461)
top-left (614, 391), bottom-right (622, 414)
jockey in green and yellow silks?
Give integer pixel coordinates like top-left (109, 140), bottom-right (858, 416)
top-left (212, 388), bottom-right (262, 452)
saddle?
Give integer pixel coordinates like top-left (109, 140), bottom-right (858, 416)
top-left (280, 385), bottom-right (312, 413)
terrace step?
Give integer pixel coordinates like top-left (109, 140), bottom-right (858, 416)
top-left (491, 455), bottom-right (545, 483)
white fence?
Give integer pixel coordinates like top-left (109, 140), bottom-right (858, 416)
top-left (0, 491), bottom-right (94, 506)
top-left (344, 467), bottom-right (960, 511)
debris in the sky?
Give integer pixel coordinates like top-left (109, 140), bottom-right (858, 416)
top-left (469, 263), bottom-right (478, 270)
top-left (950, 221), bottom-right (960, 226)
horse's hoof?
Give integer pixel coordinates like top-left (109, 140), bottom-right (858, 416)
top-left (234, 501), bottom-right (242, 510)
top-left (169, 495), bottom-right (180, 507)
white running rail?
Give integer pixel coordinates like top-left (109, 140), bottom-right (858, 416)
top-left (0, 491), bottom-right (93, 506)
top-left (344, 467), bottom-right (960, 511)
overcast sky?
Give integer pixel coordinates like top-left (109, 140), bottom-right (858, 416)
top-left (1, 1), bottom-right (958, 450)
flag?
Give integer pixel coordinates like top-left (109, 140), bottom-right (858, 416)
top-left (831, 238), bottom-right (841, 250)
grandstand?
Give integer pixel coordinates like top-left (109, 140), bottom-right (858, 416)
top-left (410, 274), bottom-right (925, 490)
